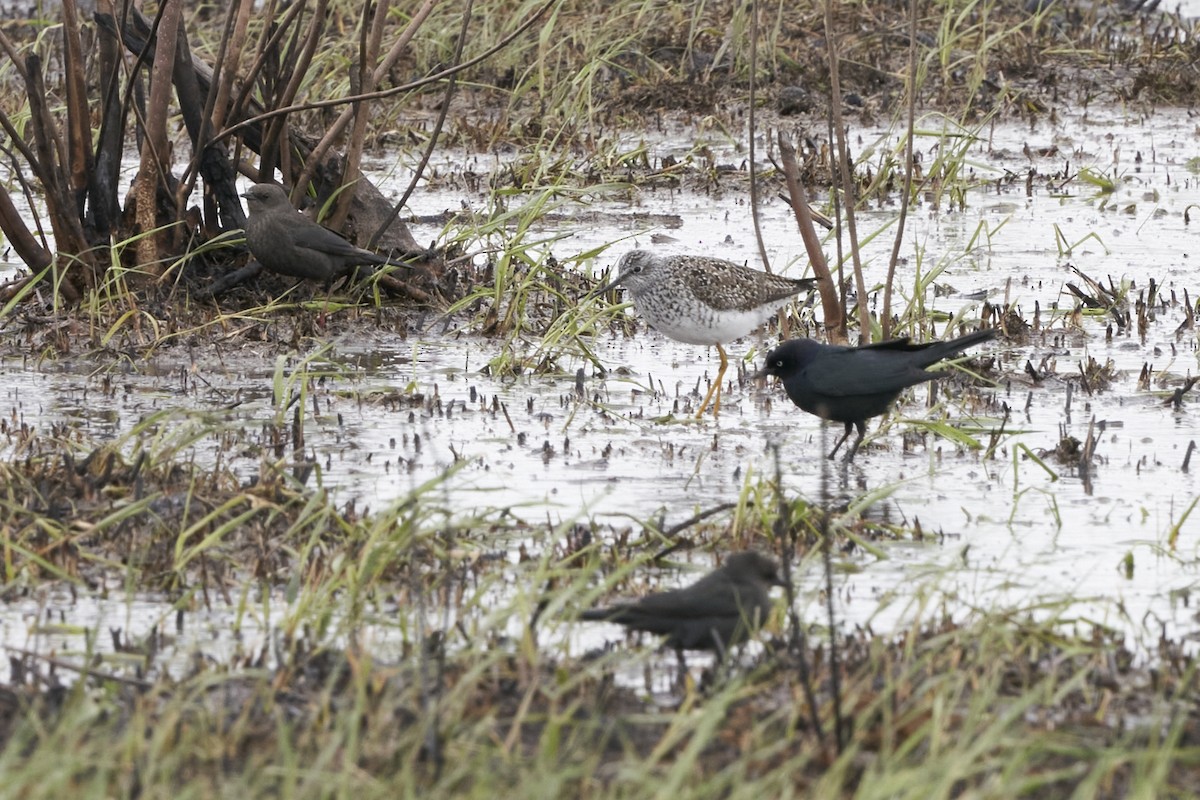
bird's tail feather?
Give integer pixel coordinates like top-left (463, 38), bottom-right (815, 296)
top-left (921, 327), bottom-right (995, 365)
top-left (579, 607), bottom-right (625, 622)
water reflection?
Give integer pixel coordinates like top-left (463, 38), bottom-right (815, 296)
top-left (3, 106), bottom-right (1200, 672)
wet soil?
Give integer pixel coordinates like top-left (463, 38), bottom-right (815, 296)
top-left (3, 0), bottom-right (1200, 792)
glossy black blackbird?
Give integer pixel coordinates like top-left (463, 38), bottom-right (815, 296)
top-left (241, 183), bottom-right (410, 285)
top-left (759, 329), bottom-right (995, 461)
top-left (580, 551), bottom-right (786, 655)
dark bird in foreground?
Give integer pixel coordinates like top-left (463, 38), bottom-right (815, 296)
top-left (580, 551), bottom-right (786, 658)
top-left (241, 183), bottom-right (411, 285)
top-left (592, 250), bottom-right (817, 418)
top-left (759, 329), bottom-right (995, 461)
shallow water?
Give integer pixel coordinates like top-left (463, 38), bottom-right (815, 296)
top-left (3, 103), bottom-right (1200, 680)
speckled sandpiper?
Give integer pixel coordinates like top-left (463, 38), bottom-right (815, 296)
top-left (593, 249), bottom-right (817, 418)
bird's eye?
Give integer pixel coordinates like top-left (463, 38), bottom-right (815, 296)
top-left (632, 265), bottom-right (643, 274)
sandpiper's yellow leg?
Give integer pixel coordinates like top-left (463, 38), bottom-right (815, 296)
top-left (695, 344), bottom-right (728, 418)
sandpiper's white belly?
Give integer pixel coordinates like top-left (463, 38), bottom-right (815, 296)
top-left (640, 298), bottom-right (789, 346)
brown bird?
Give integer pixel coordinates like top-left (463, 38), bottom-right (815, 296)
top-left (580, 551), bottom-right (786, 659)
top-left (241, 183), bottom-right (411, 285)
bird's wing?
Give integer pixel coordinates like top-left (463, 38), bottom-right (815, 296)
top-left (630, 591), bottom-right (740, 619)
top-left (627, 573), bottom-right (756, 619)
top-left (596, 605), bottom-right (682, 633)
top-left (859, 332), bottom-right (993, 365)
top-left (680, 260), bottom-right (813, 311)
top-left (857, 337), bottom-right (919, 352)
top-left (673, 259), bottom-right (765, 311)
top-left (804, 348), bottom-right (935, 396)
top-left (673, 259), bottom-right (740, 309)
top-left (291, 222), bottom-right (375, 258)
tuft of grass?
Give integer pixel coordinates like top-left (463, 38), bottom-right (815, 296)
top-left (3, 411), bottom-right (1199, 797)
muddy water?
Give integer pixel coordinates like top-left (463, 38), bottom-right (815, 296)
top-left (3, 104), bottom-right (1200, 677)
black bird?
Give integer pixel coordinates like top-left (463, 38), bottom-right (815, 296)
top-left (759, 329), bottom-right (995, 461)
top-left (580, 551), bottom-right (786, 657)
top-left (241, 183), bottom-right (410, 285)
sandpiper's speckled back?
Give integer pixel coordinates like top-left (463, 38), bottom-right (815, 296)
top-left (605, 250), bottom-right (815, 346)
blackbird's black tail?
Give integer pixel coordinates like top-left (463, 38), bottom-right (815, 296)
top-left (917, 328), bottom-right (996, 367)
top-left (579, 607), bottom-right (626, 623)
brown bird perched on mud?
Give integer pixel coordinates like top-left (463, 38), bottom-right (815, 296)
top-left (241, 183), bottom-right (411, 285)
top-left (580, 551), bottom-right (786, 661)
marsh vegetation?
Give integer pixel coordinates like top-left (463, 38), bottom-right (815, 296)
top-left (2, 0), bottom-right (1200, 796)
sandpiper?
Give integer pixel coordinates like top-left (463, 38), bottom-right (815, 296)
top-left (593, 250), bottom-right (817, 417)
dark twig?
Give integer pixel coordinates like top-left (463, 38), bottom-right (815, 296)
top-left (777, 134), bottom-right (843, 338)
top-left (652, 502), bottom-right (737, 558)
top-left (4, 646), bottom-right (152, 689)
top-left (414, 563), bottom-right (445, 777)
top-left (370, 0), bottom-right (473, 249)
top-left (1167, 376), bottom-right (1198, 410)
top-left (215, 0), bottom-right (556, 147)
top-left (822, 0), bottom-right (868, 343)
top-left (822, 498), bottom-right (844, 753)
top-left (881, 0), bottom-right (919, 339)
top-left (747, 3), bottom-right (770, 276)
top-left (817, 419), bottom-right (845, 754)
top-left (773, 445), bottom-right (824, 744)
